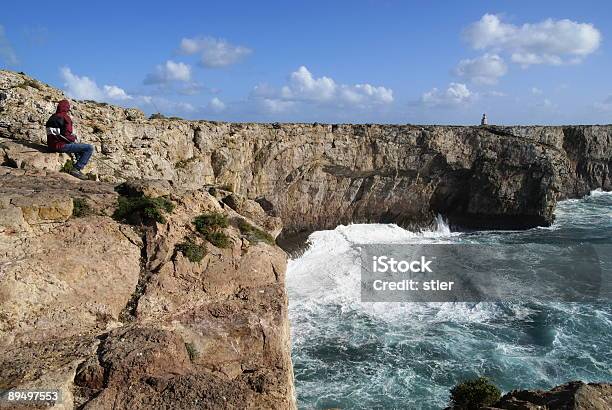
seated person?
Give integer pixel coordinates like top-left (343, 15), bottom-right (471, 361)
top-left (46, 99), bottom-right (94, 180)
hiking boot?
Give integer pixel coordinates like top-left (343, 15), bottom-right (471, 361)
top-left (69, 169), bottom-right (89, 180)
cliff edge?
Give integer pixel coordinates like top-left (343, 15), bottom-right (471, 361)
top-left (2, 70), bottom-right (610, 239)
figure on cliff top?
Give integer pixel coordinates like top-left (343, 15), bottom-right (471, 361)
top-left (481, 113), bottom-right (488, 126)
top-left (45, 99), bottom-right (94, 180)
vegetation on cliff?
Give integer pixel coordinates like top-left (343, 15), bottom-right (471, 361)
top-left (194, 211), bottom-right (231, 248)
top-left (449, 377), bottom-right (501, 409)
top-left (175, 239), bottom-right (206, 263)
top-left (237, 219), bottom-right (275, 245)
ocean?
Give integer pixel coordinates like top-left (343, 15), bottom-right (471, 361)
top-left (287, 190), bottom-right (612, 409)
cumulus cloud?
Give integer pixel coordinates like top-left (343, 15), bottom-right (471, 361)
top-left (254, 66), bottom-right (393, 113)
top-left (464, 14), bottom-right (601, 67)
top-left (531, 87), bottom-right (543, 95)
top-left (179, 36), bottom-right (252, 68)
top-left (260, 98), bottom-right (296, 114)
top-left (103, 85), bottom-right (132, 100)
top-left (455, 53), bottom-right (507, 85)
top-left (0, 25), bottom-right (18, 66)
top-left (421, 83), bottom-right (473, 107)
top-left (60, 67), bottom-right (132, 101)
top-left (144, 60), bottom-right (192, 84)
top-left (207, 97), bottom-right (226, 112)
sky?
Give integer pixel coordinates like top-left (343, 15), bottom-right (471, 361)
top-left (1, 1), bottom-right (611, 125)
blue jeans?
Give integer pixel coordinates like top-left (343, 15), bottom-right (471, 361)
top-left (58, 143), bottom-right (94, 170)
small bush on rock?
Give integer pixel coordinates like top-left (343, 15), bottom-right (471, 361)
top-left (204, 231), bottom-right (231, 248)
top-left (113, 195), bottom-right (174, 225)
top-left (449, 377), bottom-right (501, 409)
top-left (237, 219), bottom-right (275, 245)
top-left (72, 197), bottom-right (93, 218)
top-left (194, 212), bottom-right (231, 248)
top-left (194, 212), bottom-right (229, 233)
top-left (185, 342), bottom-right (198, 361)
top-left (60, 159), bottom-right (76, 173)
top-left (176, 239), bottom-right (206, 263)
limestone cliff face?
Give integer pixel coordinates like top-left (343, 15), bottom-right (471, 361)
top-left (2, 70), bottom-right (610, 238)
top-left (0, 168), bottom-right (294, 409)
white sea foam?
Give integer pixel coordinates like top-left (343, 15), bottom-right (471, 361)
top-left (589, 188), bottom-right (612, 197)
top-left (287, 216), bottom-right (505, 324)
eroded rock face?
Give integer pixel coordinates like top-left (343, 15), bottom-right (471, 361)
top-left (0, 167), bottom-right (294, 409)
top-left (493, 381), bottom-right (612, 409)
top-left (2, 70), bottom-right (610, 237)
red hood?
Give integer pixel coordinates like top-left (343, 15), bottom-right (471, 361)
top-left (56, 99), bottom-right (70, 114)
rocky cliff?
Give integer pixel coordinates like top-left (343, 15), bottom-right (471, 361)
top-left (1, 70), bottom-right (611, 409)
top-left (0, 168), bottom-right (294, 409)
top-left (2, 71), bottom-right (610, 238)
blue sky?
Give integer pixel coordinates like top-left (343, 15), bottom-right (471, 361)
top-left (1, 1), bottom-right (611, 124)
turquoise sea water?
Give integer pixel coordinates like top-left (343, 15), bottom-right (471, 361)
top-left (288, 191), bottom-right (612, 409)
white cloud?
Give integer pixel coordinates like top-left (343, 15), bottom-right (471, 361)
top-left (421, 82), bottom-right (473, 107)
top-left (103, 85), bottom-right (132, 100)
top-left (455, 53), bottom-right (507, 85)
top-left (207, 97), bottom-right (226, 112)
top-left (60, 67), bottom-right (132, 101)
top-left (179, 36), bottom-right (252, 68)
top-left (464, 14), bottom-right (601, 67)
top-left (282, 66), bottom-right (337, 101)
top-left (531, 87), bottom-right (543, 95)
top-left (255, 66), bottom-right (393, 112)
top-left (261, 98), bottom-right (295, 114)
top-left (144, 60), bottom-right (192, 84)
top-left (0, 25), bottom-right (18, 66)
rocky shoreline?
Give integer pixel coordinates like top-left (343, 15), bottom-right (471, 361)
top-left (1, 70), bottom-right (611, 408)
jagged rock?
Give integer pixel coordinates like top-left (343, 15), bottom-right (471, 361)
top-left (492, 381), bottom-right (612, 409)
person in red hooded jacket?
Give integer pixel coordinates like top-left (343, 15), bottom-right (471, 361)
top-left (46, 99), bottom-right (94, 180)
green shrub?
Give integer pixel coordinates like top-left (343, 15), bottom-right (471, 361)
top-left (72, 197), bottom-right (93, 218)
top-left (185, 342), bottom-right (198, 361)
top-left (237, 219), bottom-right (275, 245)
top-left (204, 231), bottom-right (231, 248)
top-left (113, 195), bottom-right (174, 225)
top-left (449, 377), bottom-right (501, 409)
top-left (194, 212), bottom-right (229, 234)
top-left (60, 159), bottom-right (76, 173)
top-left (194, 212), bottom-right (231, 248)
top-left (176, 239), bottom-right (206, 263)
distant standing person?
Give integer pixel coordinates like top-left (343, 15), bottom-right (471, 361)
top-left (46, 99), bottom-right (94, 180)
top-left (481, 113), bottom-right (488, 126)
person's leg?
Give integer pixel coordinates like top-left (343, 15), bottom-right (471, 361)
top-left (58, 143), bottom-right (94, 170)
